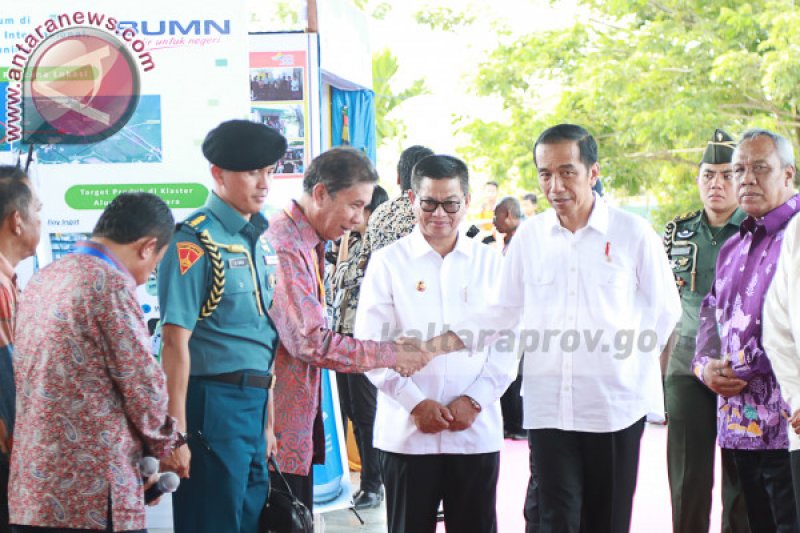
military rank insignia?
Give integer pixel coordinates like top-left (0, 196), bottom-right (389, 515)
top-left (177, 242), bottom-right (205, 275)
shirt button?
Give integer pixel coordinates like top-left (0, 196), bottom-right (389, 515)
top-left (570, 267), bottom-right (576, 272)
top-left (711, 240), bottom-right (717, 246)
top-left (569, 291), bottom-right (576, 296)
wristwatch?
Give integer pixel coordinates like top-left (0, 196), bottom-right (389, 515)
top-left (463, 395), bottom-right (482, 413)
top-left (175, 431), bottom-right (190, 449)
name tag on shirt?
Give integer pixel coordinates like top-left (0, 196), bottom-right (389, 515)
top-left (228, 257), bottom-right (248, 269)
top-left (671, 246), bottom-right (692, 256)
top-left (264, 255), bottom-right (279, 266)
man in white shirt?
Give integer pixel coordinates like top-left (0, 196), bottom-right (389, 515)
top-left (423, 124), bottom-right (681, 532)
top-left (763, 213), bottom-right (800, 521)
top-left (355, 154), bottom-right (517, 533)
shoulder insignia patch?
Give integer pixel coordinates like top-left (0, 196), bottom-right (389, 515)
top-left (177, 242), bottom-right (205, 275)
top-left (187, 214), bottom-right (207, 227)
top-left (672, 210), bottom-right (701, 224)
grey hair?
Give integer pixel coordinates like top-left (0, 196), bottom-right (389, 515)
top-left (737, 128), bottom-right (796, 169)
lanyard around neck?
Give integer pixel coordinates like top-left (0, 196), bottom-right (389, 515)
top-left (71, 242), bottom-right (121, 272)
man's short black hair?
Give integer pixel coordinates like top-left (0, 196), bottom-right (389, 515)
top-left (497, 196), bottom-right (522, 219)
top-left (411, 155), bottom-right (469, 195)
top-left (0, 165), bottom-right (32, 221)
top-left (533, 124), bottom-right (598, 170)
top-left (93, 192), bottom-right (175, 250)
top-left (368, 185), bottom-right (389, 213)
top-left (398, 145), bottom-right (434, 192)
top-left (303, 147), bottom-right (378, 196)
top-left (485, 181), bottom-right (499, 188)
top-left (522, 192), bottom-right (537, 204)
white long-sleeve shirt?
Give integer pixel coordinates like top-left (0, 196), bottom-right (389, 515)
top-left (454, 194), bottom-right (681, 433)
top-left (355, 227), bottom-right (517, 455)
top-left (763, 215), bottom-right (800, 451)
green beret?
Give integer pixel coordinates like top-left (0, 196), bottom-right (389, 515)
top-left (202, 120), bottom-right (288, 171)
top-left (701, 129), bottom-right (736, 165)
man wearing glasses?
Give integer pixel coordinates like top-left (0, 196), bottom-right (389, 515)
top-left (419, 125), bottom-right (681, 532)
top-left (355, 155), bottom-right (517, 532)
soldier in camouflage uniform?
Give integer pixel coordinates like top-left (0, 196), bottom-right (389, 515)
top-left (663, 129), bottom-right (751, 533)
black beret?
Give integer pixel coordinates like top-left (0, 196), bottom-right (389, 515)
top-left (592, 178), bottom-right (604, 197)
top-left (202, 119), bottom-right (288, 171)
top-left (701, 129), bottom-right (736, 165)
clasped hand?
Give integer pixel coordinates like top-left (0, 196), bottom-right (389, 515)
top-left (703, 359), bottom-right (747, 398)
top-left (410, 397), bottom-right (480, 433)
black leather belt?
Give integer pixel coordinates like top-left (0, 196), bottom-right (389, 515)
top-left (200, 371), bottom-right (275, 390)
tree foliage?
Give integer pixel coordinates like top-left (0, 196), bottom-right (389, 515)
top-left (414, 5), bottom-right (476, 31)
top-left (459, 0), bottom-right (800, 226)
top-left (372, 48), bottom-right (430, 146)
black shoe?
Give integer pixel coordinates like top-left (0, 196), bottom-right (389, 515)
top-left (353, 490), bottom-right (382, 510)
top-left (509, 431), bottom-right (527, 441)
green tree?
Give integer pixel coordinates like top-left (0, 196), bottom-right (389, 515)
top-left (459, 0), bottom-right (800, 226)
top-left (372, 48), bottom-right (430, 146)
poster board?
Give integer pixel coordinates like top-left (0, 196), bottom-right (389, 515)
top-left (0, 0), bottom-right (251, 319)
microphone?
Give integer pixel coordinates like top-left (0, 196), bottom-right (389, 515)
top-left (139, 456), bottom-right (159, 477)
top-left (466, 225), bottom-right (480, 238)
top-left (144, 471), bottom-right (180, 504)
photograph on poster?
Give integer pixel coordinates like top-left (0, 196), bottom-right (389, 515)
top-left (49, 232), bottom-right (91, 262)
top-left (250, 67), bottom-right (303, 101)
top-left (275, 140), bottom-right (304, 175)
top-left (28, 95), bottom-right (163, 165)
top-left (251, 103), bottom-right (304, 139)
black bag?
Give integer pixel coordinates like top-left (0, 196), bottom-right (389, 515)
top-left (260, 456), bottom-right (314, 533)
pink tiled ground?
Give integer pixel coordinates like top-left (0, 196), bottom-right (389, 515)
top-left (447, 424), bottom-right (724, 532)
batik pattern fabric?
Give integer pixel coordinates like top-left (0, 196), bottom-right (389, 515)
top-left (266, 202), bottom-right (396, 475)
top-left (694, 195), bottom-right (800, 449)
top-left (8, 247), bottom-right (176, 530)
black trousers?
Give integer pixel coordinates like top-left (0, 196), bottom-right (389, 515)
top-left (665, 375), bottom-right (749, 533)
top-left (733, 449), bottom-right (799, 533)
top-left (500, 362), bottom-right (524, 434)
top-left (525, 433), bottom-right (540, 533)
top-left (0, 460), bottom-right (9, 533)
top-left (281, 471), bottom-right (315, 514)
top-left (380, 451), bottom-right (500, 533)
top-left (529, 418), bottom-right (645, 533)
top-left (335, 372), bottom-right (381, 493)
top-left (790, 450), bottom-right (800, 529)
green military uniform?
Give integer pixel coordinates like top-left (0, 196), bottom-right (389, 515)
top-left (158, 120), bottom-right (287, 533)
top-left (664, 128), bottom-right (751, 533)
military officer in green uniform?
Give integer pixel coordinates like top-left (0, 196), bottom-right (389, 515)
top-left (663, 129), bottom-right (750, 533)
top-left (158, 120), bottom-right (287, 533)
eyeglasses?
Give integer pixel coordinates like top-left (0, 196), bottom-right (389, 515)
top-left (419, 198), bottom-right (462, 214)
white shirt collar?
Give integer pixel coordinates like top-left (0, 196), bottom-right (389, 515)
top-left (408, 225), bottom-right (473, 258)
top-left (545, 192), bottom-right (609, 236)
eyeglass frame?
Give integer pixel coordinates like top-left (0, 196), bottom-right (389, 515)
top-left (417, 197), bottom-right (464, 214)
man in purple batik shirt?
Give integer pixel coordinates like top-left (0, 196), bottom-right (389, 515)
top-left (693, 128), bottom-right (800, 532)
